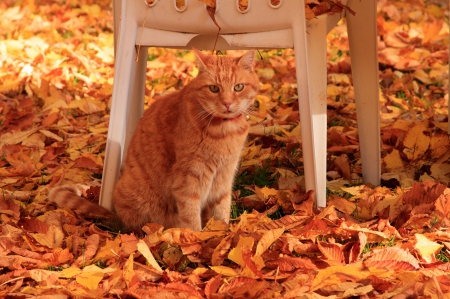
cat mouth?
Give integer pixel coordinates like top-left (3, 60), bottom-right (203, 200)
top-left (214, 113), bottom-right (243, 121)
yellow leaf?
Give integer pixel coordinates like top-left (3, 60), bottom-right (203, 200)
top-left (392, 119), bottom-right (412, 131)
top-left (260, 187), bottom-right (278, 199)
top-left (430, 134), bottom-right (450, 159)
top-left (76, 271), bottom-right (104, 290)
top-left (209, 266), bottom-right (237, 277)
top-left (59, 267), bottom-right (82, 278)
top-left (403, 121), bottom-right (430, 160)
top-left (93, 236), bottom-right (121, 263)
top-left (203, 217), bottom-right (229, 231)
top-left (414, 69), bottom-right (432, 84)
top-left (228, 236), bottom-right (255, 267)
top-left (327, 84), bottom-right (341, 96)
top-left (256, 68), bottom-right (275, 80)
top-left (123, 253), bottom-right (134, 288)
top-left (255, 227), bottom-right (285, 256)
top-left (137, 240), bottom-right (163, 274)
top-left (414, 234), bottom-right (443, 263)
top-left (426, 3), bottom-right (444, 18)
top-left (311, 264), bottom-right (366, 291)
top-left (383, 149), bottom-right (404, 171)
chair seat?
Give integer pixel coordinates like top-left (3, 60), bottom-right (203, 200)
top-left (100, 0), bottom-right (381, 211)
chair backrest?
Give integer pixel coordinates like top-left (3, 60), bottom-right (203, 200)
top-left (114, 0), bottom-right (347, 52)
top-left (124, 0), bottom-right (307, 34)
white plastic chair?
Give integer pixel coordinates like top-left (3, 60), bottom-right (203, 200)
top-left (100, 0), bottom-right (380, 210)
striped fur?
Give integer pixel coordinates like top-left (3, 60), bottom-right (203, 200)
top-left (49, 49), bottom-right (259, 232)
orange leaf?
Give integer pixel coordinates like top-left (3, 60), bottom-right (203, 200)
top-left (205, 274), bottom-right (222, 299)
top-left (422, 20), bottom-right (443, 44)
top-left (364, 247), bottom-right (419, 270)
top-left (211, 234), bottom-right (232, 266)
top-left (255, 227), bottom-right (285, 256)
top-left (165, 282), bottom-right (203, 298)
top-left (318, 242), bottom-right (345, 265)
top-left (435, 193), bottom-right (450, 218)
top-left (241, 246), bottom-right (263, 279)
top-left (265, 256), bottom-right (317, 271)
top-left (228, 236), bottom-right (254, 267)
top-left (73, 234), bottom-right (99, 267)
top-left (349, 232), bottom-right (367, 263)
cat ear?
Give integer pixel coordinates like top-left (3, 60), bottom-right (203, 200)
top-left (192, 47), bottom-right (208, 72)
top-left (238, 50), bottom-right (255, 71)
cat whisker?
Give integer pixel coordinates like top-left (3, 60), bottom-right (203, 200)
top-left (188, 110), bottom-right (212, 129)
top-left (244, 110), bottom-right (267, 126)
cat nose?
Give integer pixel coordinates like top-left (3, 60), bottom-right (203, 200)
top-left (223, 102), bottom-right (232, 111)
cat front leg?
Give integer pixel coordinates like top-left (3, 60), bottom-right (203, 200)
top-left (208, 161), bottom-right (239, 224)
top-left (211, 192), bottom-right (232, 224)
top-left (171, 171), bottom-right (210, 231)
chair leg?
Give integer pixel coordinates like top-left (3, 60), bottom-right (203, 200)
top-left (346, 0), bottom-right (381, 186)
top-left (112, 0), bottom-right (121, 56)
top-left (99, 18), bottom-right (146, 210)
top-left (306, 16), bottom-right (328, 207)
top-left (292, 16), bottom-right (326, 207)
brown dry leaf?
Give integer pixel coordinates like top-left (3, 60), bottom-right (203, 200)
top-left (30, 225), bottom-right (64, 249)
top-left (334, 154), bottom-right (351, 180)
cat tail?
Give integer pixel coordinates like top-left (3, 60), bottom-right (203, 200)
top-left (48, 185), bottom-right (120, 229)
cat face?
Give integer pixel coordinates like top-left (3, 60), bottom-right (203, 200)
top-left (192, 50), bottom-right (259, 121)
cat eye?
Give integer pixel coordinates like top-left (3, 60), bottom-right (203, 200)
top-left (209, 85), bottom-right (220, 93)
top-left (234, 84), bottom-right (244, 92)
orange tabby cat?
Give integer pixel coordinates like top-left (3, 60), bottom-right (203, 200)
top-left (49, 49), bottom-right (259, 232)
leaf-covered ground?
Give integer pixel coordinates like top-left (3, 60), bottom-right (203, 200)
top-left (1, 0), bottom-right (450, 297)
